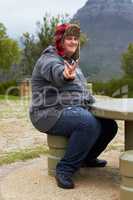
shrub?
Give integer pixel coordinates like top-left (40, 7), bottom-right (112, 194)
top-left (0, 80), bottom-right (19, 96)
top-left (93, 77), bottom-right (133, 98)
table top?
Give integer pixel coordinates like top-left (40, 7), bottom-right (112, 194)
top-left (90, 98), bottom-right (133, 121)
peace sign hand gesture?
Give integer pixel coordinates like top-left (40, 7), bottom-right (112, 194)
top-left (63, 59), bottom-right (79, 80)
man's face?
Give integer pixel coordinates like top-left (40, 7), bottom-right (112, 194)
top-left (62, 35), bottom-right (79, 57)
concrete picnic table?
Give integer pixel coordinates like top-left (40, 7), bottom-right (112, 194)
top-left (90, 98), bottom-right (133, 151)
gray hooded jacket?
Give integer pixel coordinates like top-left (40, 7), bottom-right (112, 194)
top-left (29, 45), bottom-right (95, 132)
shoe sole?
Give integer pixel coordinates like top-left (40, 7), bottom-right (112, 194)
top-left (55, 177), bottom-right (75, 189)
top-left (57, 181), bottom-right (74, 189)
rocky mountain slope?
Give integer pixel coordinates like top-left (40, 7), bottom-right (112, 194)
top-left (73, 0), bottom-right (133, 81)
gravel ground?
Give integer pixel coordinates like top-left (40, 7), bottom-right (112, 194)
top-left (0, 96), bottom-right (125, 199)
top-left (0, 96), bottom-right (124, 153)
top-left (0, 151), bottom-right (121, 200)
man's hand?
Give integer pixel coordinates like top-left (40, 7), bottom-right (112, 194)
top-left (63, 60), bottom-right (78, 80)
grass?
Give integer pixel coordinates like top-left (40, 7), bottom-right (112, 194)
top-left (0, 145), bottom-right (49, 166)
top-left (0, 95), bottom-right (20, 100)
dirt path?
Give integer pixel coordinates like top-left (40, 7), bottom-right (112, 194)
top-left (0, 97), bottom-right (124, 153)
top-left (0, 151), bottom-right (121, 200)
top-left (0, 97), bottom-right (124, 200)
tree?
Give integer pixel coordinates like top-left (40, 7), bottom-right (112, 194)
top-left (0, 23), bottom-right (20, 71)
top-left (0, 22), bottom-right (6, 38)
top-left (20, 32), bottom-right (39, 76)
top-left (20, 14), bottom-right (88, 76)
top-left (20, 14), bottom-right (61, 75)
top-left (121, 43), bottom-right (133, 77)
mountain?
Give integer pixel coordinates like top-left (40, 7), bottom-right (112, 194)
top-left (73, 0), bottom-right (133, 81)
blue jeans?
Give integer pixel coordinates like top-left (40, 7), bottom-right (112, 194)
top-left (47, 106), bottom-right (118, 176)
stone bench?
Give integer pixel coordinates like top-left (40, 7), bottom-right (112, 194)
top-left (47, 135), bottom-right (68, 176)
top-left (120, 150), bottom-right (133, 200)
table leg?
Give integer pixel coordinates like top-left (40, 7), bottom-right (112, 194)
top-left (125, 121), bottom-right (133, 151)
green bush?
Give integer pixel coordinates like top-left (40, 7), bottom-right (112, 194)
top-left (93, 77), bottom-right (133, 98)
top-left (0, 80), bottom-right (19, 96)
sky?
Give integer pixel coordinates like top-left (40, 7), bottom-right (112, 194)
top-left (0, 0), bottom-right (87, 39)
